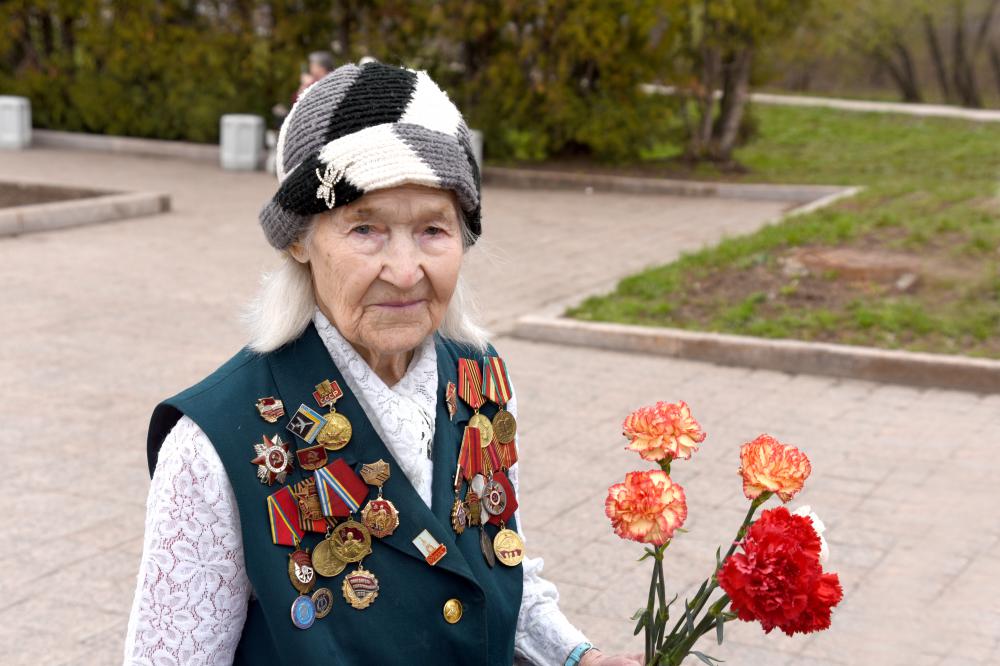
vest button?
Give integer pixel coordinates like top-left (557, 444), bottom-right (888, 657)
top-left (443, 598), bottom-right (463, 624)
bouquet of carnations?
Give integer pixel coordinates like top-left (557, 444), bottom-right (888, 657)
top-left (605, 401), bottom-right (843, 665)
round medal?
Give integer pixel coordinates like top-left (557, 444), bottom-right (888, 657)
top-left (482, 478), bottom-right (507, 516)
top-left (450, 497), bottom-right (468, 534)
top-left (468, 412), bottom-right (494, 446)
top-left (317, 410), bottom-right (352, 450)
top-left (288, 548), bottom-right (316, 594)
top-left (479, 527), bottom-right (496, 568)
top-left (493, 528), bottom-right (526, 567)
top-left (330, 520), bottom-right (372, 563)
top-left (312, 537), bottom-right (347, 578)
top-left (470, 474), bottom-right (486, 495)
top-left (312, 587), bottom-right (334, 619)
top-left (492, 409), bottom-right (517, 444)
top-left (342, 566), bottom-right (379, 610)
top-left (290, 594), bottom-right (317, 629)
top-left (361, 498), bottom-right (400, 538)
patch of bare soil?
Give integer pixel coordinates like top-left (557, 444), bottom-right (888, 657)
top-left (0, 182), bottom-right (106, 209)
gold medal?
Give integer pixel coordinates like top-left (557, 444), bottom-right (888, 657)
top-left (465, 489), bottom-right (482, 527)
top-left (312, 587), bottom-right (334, 619)
top-left (361, 498), bottom-right (400, 538)
top-left (288, 547), bottom-right (317, 594)
top-left (342, 564), bottom-right (379, 610)
top-left (450, 497), bottom-right (468, 534)
top-left (493, 527), bottom-right (525, 567)
top-left (329, 519), bottom-right (372, 563)
top-left (312, 535), bottom-right (347, 577)
top-left (491, 409), bottom-right (517, 444)
top-left (468, 411), bottom-right (494, 447)
top-left (313, 379), bottom-right (353, 450)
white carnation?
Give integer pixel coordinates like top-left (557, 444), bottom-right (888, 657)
top-left (792, 504), bottom-right (829, 564)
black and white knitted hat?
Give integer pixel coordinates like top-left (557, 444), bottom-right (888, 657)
top-left (260, 61), bottom-right (482, 250)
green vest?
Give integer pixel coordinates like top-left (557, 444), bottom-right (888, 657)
top-left (147, 323), bottom-right (523, 665)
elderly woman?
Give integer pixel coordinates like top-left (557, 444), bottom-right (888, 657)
top-left (125, 62), bottom-right (640, 666)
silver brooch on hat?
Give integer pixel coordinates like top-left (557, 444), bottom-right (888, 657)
top-left (315, 163), bottom-right (346, 209)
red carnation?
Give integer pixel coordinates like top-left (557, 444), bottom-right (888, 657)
top-left (717, 506), bottom-right (843, 636)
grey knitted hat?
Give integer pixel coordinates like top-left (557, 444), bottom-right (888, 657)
top-left (260, 61), bottom-right (482, 250)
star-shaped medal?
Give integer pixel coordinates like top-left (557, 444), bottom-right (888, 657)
top-left (250, 434), bottom-right (294, 485)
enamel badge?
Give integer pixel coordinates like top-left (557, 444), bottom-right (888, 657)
top-left (287, 404), bottom-right (325, 444)
top-left (255, 396), bottom-right (285, 423)
top-left (251, 435), bottom-right (294, 485)
top-left (445, 381), bottom-right (457, 420)
top-left (288, 547), bottom-right (317, 594)
top-left (342, 565), bottom-right (379, 610)
top-left (412, 529), bottom-right (447, 566)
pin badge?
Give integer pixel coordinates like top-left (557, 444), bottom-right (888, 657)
top-left (296, 443), bottom-right (328, 471)
top-left (412, 529), bottom-right (447, 566)
top-left (287, 404), bottom-right (325, 444)
top-left (256, 396), bottom-right (285, 423)
top-left (445, 381), bottom-right (457, 421)
top-left (290, 594), bottom-right (317, 629)
top-left (312, 587), bottom-right (334, 619)
top-left (342, 565), bottom-right (379, 610)
top-left (288, 547), bottom-right (317, 594)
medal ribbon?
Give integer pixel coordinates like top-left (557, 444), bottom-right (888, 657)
top-left (482, 356), bottom-right (512, 406)
top-left (481, 440), bottom-right (502, 478)
top-left (457, 358), bottom-right (485, 410)
top-left (497, 440), bottom-right (518, 470)
top-left (267, 488), bottom-right (304, 546)
top-left (314, 459), bottom-right (367, 517)
top-left (458, 426), bottom-right (483, 480)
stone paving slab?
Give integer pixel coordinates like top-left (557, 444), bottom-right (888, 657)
top-left (1, 148), bottom-right (997, 665)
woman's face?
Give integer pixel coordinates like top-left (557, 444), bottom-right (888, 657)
top-left (291, 184), bottom-right (464, 359)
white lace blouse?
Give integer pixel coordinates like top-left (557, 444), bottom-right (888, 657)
top-left (124, 310), bottom-right (589, 665)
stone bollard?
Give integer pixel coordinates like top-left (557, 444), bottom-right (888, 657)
top-left (220, 114), bottom-right (264, 171)
top-left (469, 129), bottom-right (484, 170)
top-left (0, 96), bottom-right (32, 150)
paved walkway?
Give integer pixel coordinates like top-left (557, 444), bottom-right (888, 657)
top-left (1, 148), bottom-right (997, 665)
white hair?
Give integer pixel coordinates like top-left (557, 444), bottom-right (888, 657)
top-left (242, 216), bottom-right (490, 354)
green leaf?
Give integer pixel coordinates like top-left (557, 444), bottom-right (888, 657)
top-left (715, 546), bottom-right (722, 567)
top-left (691, 651), bottom-right (725, 665)
top-left (631, 608), bottom-right (646, 621)
top-left (716, 618), bottom-right (725, 645)
top-left (634, 609), bottom-right (649, 636)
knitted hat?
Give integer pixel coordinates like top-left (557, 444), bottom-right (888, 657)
top-left (260, 61), bottom-right (482, 250)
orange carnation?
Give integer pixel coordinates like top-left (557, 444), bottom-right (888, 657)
top-left (622, 401), bottom-right (706, 462)
top-left (605, 470), bottom-right (687, 545)
top-left (739, 434), bottom-right (812, 502)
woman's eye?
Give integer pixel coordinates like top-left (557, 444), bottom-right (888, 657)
top-left (351, 224), bottom-right (373, 235)
top-left (424, 225), bottom-right (443, 236)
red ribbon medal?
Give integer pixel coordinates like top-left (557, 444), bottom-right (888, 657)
top-left (487, 471), bottom-right (518, 526)
top-left (457, 358), bottom-right (485, 410)
top-left (314, 459), bottom-right (369, 518)
top-left (267, 486), bottom-right (305, 547)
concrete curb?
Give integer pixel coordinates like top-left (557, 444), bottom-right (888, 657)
top-left (512, 315), bottom-right (1000, 394)
top-left (33, 129), bottom-right (219, 162)
top-left (0, 190), bottom-right (171, 237)
top-left (483, 166), bottom-right (852, 205)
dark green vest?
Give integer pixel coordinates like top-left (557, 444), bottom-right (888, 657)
top-left (147, 323), bottom-right (523, 665)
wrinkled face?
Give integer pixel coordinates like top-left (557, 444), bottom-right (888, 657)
top-left (290, 185), bottom-right (465, 359)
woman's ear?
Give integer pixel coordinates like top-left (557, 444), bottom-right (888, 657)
top-left (287, 240), bottom-right (309, 263)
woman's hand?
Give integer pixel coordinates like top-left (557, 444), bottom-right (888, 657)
top-left (579, 648), bottom-right (645, 666)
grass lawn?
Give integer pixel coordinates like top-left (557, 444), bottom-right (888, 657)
top-left (566, 104), bottom-right (1000, 358)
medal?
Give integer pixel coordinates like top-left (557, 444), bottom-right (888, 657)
top-left (313, 379), bottom-right (352, 450)
top-left (483, 355), bottom-right (517, 444)
top-left (329, 519), bottom-right (372, 563)
top-left (296, 443), bottom-right (328, 471)
top-left (342, 564), bottom-right (379, 610)
top-left (445, 381), bottom-right (457, 420)
top-left (290, 594), bottom-right (317, 629)
top-left (479, 527), bottom-right (495, 567)
top-left (288, 547), bottom-right (317, 594)
top-left (256, 396), bottom-right (285, 423)
top-left (412, 529), bottom-right (448, 566)
top-left (312, 533), bottom-right (348, 578)
top-left (465, 488), bottom-right (482, 527)
top-left (267, 486), bottom-right (305, 546)
top-left (287, 404), bottom-right (326, 444)
top-left (450, 497), bottom-right (468, 534)
top-left (493, 526), bottom-right (525, 567)
top-left (290, 478), bottom-right (327, 533)
top-left (360, 459), bottom-right (391, 486)
top-left (486, 470), bottom-right (519, 525)
top-left (482, 477), bottom-right (508, 516)
top-left (457, 358), bottom-right (493, 444)
top-left (250, 434), bottom-right (294, 485)
top-left (361, 498), bottom-right (400, 538)
top-left (312, 587), bottom-right (334, 619)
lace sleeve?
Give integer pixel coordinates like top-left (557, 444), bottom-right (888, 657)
top-left (123, 416), bottom-right (251, 665)
top-left (508, 381), bottom-right (590, 666)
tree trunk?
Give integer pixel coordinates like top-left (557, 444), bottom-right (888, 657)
top-left (714, 46), bottom-right (753, 163)
top-left (923, 13), bottom-right (952, 103)
top-left (990, 43), bottom-right (1000, 96)
top-left (873, 46), bottom-right (922, 102)
top-left (892, 38), bottom-right (923, 103)
top-left (689, 44), bottom-right (720, 160)
top-left (951, 0), bottom-right (983, 108)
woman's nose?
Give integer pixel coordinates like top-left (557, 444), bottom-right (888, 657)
top-left (379, 237), bottom-right (424, 291)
